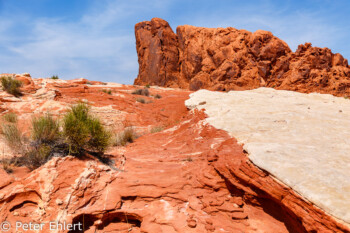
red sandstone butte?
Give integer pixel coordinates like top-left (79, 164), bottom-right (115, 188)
top-left (134, 18), bottom-right (350, 96)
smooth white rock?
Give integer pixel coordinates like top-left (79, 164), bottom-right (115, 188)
top-left (185, 87), bottom-right (350, 223)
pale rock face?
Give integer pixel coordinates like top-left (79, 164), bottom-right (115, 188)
top-left (185, 87), bottom-right (350, 224)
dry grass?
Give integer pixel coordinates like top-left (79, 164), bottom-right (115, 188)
top-left (114, 127), bottom-right (137, 146)
top-left (136, 98), bottom-right (146, 104)
top-left (154, 94), bottom-right (162, 99)
top-left (1, 123), bottom-right (23, 152)
top-left (1, 158), bottom-right (13, 173)
top-left (2, 112), bottom-right (17, 123)
top-left (132, 88), bottom-right (149, 96)
top-left (150, 125), bottom-right (164, 133)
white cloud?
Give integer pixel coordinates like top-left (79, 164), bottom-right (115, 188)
top-left (184, 1), bottom-right (346, 54)
top-left (0, 0), bottom-right (348, 83)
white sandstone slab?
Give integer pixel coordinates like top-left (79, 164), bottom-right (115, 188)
top-left (185, 88), bottom-right (350, 223)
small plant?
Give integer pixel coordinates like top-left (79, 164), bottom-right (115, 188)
top-left (2, 112), bottom-right (17, 123)
top-left (0, 76), bottom-right (22, 97)
top-left (24, 144), bottom-right (52, 170)
top-left (63, 103), bottom-right (111, 154)
top-left (1, 123), bottom-right (23, 152)
top-left (114, 127), bottom-right (136, 146)
top-left (132, 88), bottom-right (149, 96)
top-left (1, 159), bottom-right (13, 173)
top-left (150, 126), bottom-right (164, 133)
top-left (0, 104), bottom-right (112, 170)
top-left (345, 96), bottom-right (349, 99)
top-left (102, 89), bottom-right (112, 95)
top-left (31, 114), bottom-right (60, 144)
top-left (51, 75), bottom-right (59, 79)
top-left (183, 157), bottom-right (193, 162)
top-left (154, 94), bottom-right (162, 99)
top-left (86, 81), bottom-right (92, 85)
top-left (145, 84), bottom-right (150, 88)
top-left (86, 116), bottom-right (112, 153)
top-left (136, 98), bottom-right (146, 104)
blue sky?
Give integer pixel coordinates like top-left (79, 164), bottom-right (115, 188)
top-left (0, 0), bottom-right (349, 84)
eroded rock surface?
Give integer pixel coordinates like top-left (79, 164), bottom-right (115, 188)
top-left (0, 76), bottom-right (349, 232)
top-left (186, 88), bottom-right (350, 226)
top-left (134, 18), bottom-right (350, 96)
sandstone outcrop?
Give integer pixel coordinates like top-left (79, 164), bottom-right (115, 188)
top-left (134, 18), bottom-right (350, 96)
top-left (1, 76), bottom-right (349, 232)
top-left (186, 88), bottom-right (350, 228)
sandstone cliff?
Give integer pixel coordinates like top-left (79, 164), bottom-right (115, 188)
top-left (134, 18), bottom-right (350, 96)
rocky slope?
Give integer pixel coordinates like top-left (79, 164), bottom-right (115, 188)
top-left (134, 18), bottom-right (350, 97)
top-left (0, 74), bottom-right (349, 232)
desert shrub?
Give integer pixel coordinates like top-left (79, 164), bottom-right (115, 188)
top-left (0, 76), bottom-right (22, 97)
top-left (51, 75), bottom-right (59, 79)
top-left (31, 114), bottom-right (60, 144)
top-left (63, 103), bottom-right (111, 154)
top-left (154, 94), bottom-right (162, 99)
top-left (145, 84), bottom-right (150, 88)
top-left (132, 88), bottom-right (149, 96)
top-left (86, 117), bottom-right (112, 153)
top-left (1, 123), bottom-right (23, 152)
top-left (102, 89), bottom-right (112, 95)
top-left (114, 127), bottom-right (136, 146)
top-left (24, 144), bottom-right (52, 170)
top-left (1, 159), bottom-right (13, 173)
top-left (2, 112), bottom-right (17, 123)
top-left (184, 157), bottom-right (193, 162)
top-left (150, 126), bottom-right (164, 133)
top-left (136, 98), bottom-right (146, 104)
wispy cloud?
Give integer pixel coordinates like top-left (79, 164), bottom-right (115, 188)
top-left (184, 1), bottom-right (346, 54)
top-left (0, 0), bottom-right (172, 83)
top-left (0, 0), bottom-right (349, 83)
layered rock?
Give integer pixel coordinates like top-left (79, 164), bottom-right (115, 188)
top-left (134, 18), bottom-right (350, 96)
top-left (186, 88), bottom-right (350, 228)
top-left (1, 76), bottom-right (349, 232)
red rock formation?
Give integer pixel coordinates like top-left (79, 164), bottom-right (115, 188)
top-left (135, 18), bottom-right (180, 87)
top-left (134, 18), bottom-right (350, 96)
top-left (1, 78), bottom-right (349, 232)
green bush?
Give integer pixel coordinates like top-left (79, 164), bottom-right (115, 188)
top-left (102, 89), bottom-right (112, 95)
top-left (114, 127), bottom-right (136, 146)
top-left (51, 75), bottom-right (59, 79)
top-left (0, 104), bottom-right (112, 170)
top-left (145, 84), bottom-right (150, 88)
top-left (0, 76), bottom-right (22, 97)
top-left (31, 114), bottom-right (60, 144)
top-left (132, 88), bottom-right (149, 96)
top-left (86, 117), bottom-right (112, 153)
top-left (63, 103), bottom-right (111, 154)
top-left (154, 94), bottom-right (162, 99)
top-left (2, 112), bottom-right (18, 123)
